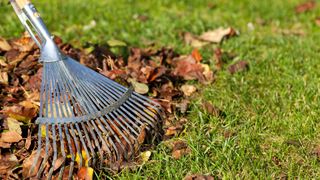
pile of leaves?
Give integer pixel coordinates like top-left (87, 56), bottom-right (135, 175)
top-left (0, 26), bottom-right (248, 179)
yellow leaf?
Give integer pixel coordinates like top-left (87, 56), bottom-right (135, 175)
top-left (140, 151), bottom-right (151, 163)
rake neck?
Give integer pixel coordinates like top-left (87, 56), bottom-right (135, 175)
top-left (10, 0), bottom-right (64, 62)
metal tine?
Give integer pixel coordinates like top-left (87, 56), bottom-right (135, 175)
top-left (66, 58), bottom-right (162, 130)
top-left (84, 121), bottom-right (104, 168)
top-left (88, 79), bottom-right (157, 129)
top-left (52, 69), bottom-right (68, 179)
top-left (67, 75), bottom-right (135, 159)
top-left (58, 62), bottom-right (90, 171)
top-left (30, 63), bottom-right (48, 176)
top-left (69, 125), bottom-right (82, 167)
top-left (69, 79), bottom-right (143, 148)
top-left (55, 62), bottom-right (100, 166)
top-left (63, 123), bottom-right (75, 180)
top-left (56, 67), bottom-right (107, 167)
top-left (88, 79), bottom-right (153, 130)
top-left (56, 63), bottom-right (102, 168)
top-left (48, 124), bottom-right (57, 179)
top-left (59, 64), bottom-right (123, 161)
top-left (59, 65), bottom-right (114, 161)
top-left (95, 117), bottom-right (121, 161)
top-left (37, 63), bottom-right (54, 178)
top-left (57, 124), bottom-right (66, 179)
top-left (37, 124), bottom-right (50, 178)
top-left (69, 70), bottom-right (140, 139)
top-left (105, 113), bottom-right (135, 157)
top-left (48, 63), bottom-right (61, 179)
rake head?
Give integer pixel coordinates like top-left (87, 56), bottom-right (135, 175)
top-left (30, 57), bottom-right (163, 179)
top-left (10, 0), bottom-right (164, 179)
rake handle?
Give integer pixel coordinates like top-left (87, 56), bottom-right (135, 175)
top-left (15, 0), bottom-right (30, 9)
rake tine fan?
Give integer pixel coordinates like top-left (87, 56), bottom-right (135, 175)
top-left (10, 0), bottom-right (164, 179)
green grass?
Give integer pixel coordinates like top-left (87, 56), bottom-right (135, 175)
top-left (2, 0), bottom-right (320, 179)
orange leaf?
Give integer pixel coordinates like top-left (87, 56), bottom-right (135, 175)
top-left (191, 48), bottom-right (202, 63)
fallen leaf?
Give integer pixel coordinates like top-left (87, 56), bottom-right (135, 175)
top-left (181, 84), bottom-right (197, 97)
top-left (137, 125), bottom-right (147, 144)
top-left (25, 130), bottom-right (31, 150)
top-left (10, 36), bottom-right (35, 52)
top-left (173, 55), bottom-right (205, 81)
top-left (184, 174), bottom-right (214, 180)
top-left (0, 131), bottom-right (22, 143)
top-left (176, 100), bottom-right (190, 114)
top-left (128, 78), bottom-right (149, 94)
top-left (165, 126), bottom-right (182, 136)
top-left (0, 71), bottom-right (8, 85)
top-left (0, 58), bottom-right (8, 66)
top-left (171, 141), bottom-right (191, 159)
top-left (228, 60), bottom-right (249, 74)
top-left (7, 117), bottom-right (22, 135)
top-left (107, 39), bottom-right (127, 47)
top-left (191, 48), bottom-right (202, 63)
top-left (2, 100), bottom-right (39, 123)
top-left (0, 154), bottom-right (19, 175)
top-left (0, 37), bottom-right (12, 51)
top-left (201, 64), bottom-right (214, 84)
top-left (0, 141), bottom-right (11, 148)
top-left (183, 32), bottom-right (209, 48)
top-left (53, 156), bottom-right (65, 171)
top-left (199, 27), bottom-right (237, 43)
top-left (77, 167), bottom-right (94, 180)
top-left (22, 150), bottom-right (44, 178)
top-left (202, 101), bottom-right (224, 117)
top-left (140, 151), bottom-right (152, 163)
top-left (295, 1), bottom-right (316, 14)
top-left (214, 48), bottom-right (223, 70)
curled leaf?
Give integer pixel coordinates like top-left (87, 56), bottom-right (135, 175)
top-left (0, 131), bottom-right (22, 143)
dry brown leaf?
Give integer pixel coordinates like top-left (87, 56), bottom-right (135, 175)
top-left (295, 1), bottom-right (316, 14)
top-left (181, 84), bottom-right (197, 97)
top-left (202, 101), bottom-right (224, 117)
top-left (0, 71), bottom-right (8, 85)
top-left (201, 64), bottom-right (214, 84)
top-left (199, 27), bottom-right (237, 43)
top-left (184, 174), bottom-right (214, 180)
top-left (2, 100), bottom-right (39, 123)
top-left (0, 131), bottom-right (22, 143)
top-left (53, 156), bottom-right (65, 171)
top-left (0, 37), bottom-right (12, 51)
top-left (137, 125), bottom-right (147, 144)
top-left (228, 60), bottom-right (249, 74)
top-left (171, 141), bottom-right (191, 159)
top-left (25, 130), bottom-right (31, 150)
top-left (183, 32), bottom-right (209, 48)
top-left (22, 150), bottom-right (44, 178)
top-left (0, 154), bottom-right (19, 175)
top-left (11, 36), bottom-right (35, 52)
top-left (0, 141), bottom-right (11, 148)
top-left (7, 117), bottom-right (22, 135)
top-left (173, 55), bottom-right (205, 81)
top-left (77, 167), bottom-right (94, 180)
top-left (214, 48), bottom-right (223, 70)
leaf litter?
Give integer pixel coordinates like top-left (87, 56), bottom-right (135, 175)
top-left (0, 26), bottom-right (247, 178)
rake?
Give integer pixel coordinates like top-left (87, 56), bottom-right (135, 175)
top-left (10, 0), bottom-right (163, 179)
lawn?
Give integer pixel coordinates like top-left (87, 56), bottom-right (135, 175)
top-left (1, 0), bottom-right (320, 179)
